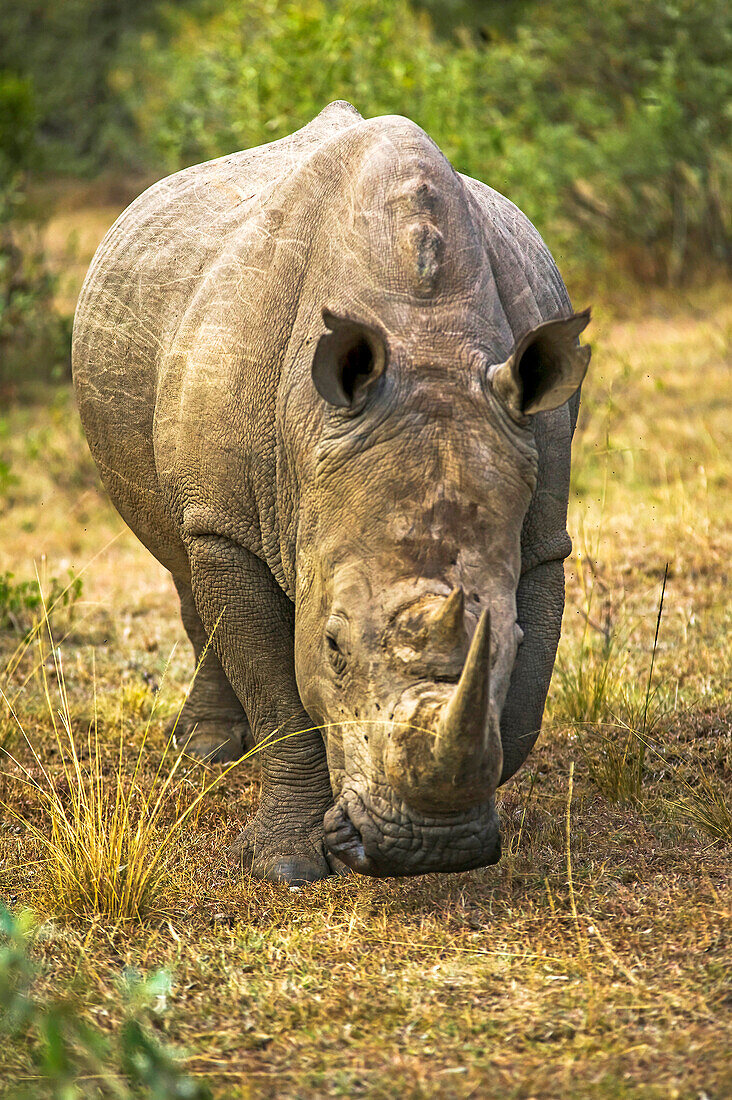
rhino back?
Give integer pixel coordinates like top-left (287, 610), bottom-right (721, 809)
top-left (71, 101), bottom-right (363, 572)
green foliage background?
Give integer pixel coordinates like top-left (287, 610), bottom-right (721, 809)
top-left (0, 0), bottom-right (730, 386)
top-left (0, 72), bottom-right (67, 390)
top-left (118, 0), bottom-right (730, 279)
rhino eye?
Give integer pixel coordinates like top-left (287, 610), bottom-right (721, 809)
top-left (325, 618), bottom-right (349, 676)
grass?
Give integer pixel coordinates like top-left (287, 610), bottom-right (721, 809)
top-left (2, 639), bottom-right (197, 924)
top-left (0, 595), bottom-right (268, 926)
top-left (0, 906), bottom-right (210, 1099)
top-left (666, 773), bottom-right (732, 843)
top-left (0, 202), bottom-right (729, 1097)
top-left (555, 563), bottom-right (676, 807)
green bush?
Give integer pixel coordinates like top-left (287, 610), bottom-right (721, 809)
top-left (0, 571), bottom-right (83, 634)
top-left (502, 1), bottom-right (732, 280)
top-left (0, 0), bottom-right (169, 176)
top-left (0, 906), bottom-right (210, 1099)
top-left (1, 1), bottom-right (729, 283)
top-left (0, 72), bottom-right (68, 392)
top-left (118, 0), bottom-right (731, 281)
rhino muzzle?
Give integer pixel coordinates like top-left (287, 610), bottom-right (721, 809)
top-left (323, 789), bottom-right (501, 877)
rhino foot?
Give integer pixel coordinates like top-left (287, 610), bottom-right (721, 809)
top-left (173, 717), bottom-right (252, 763)
top-left (229, 813), bottom-right (349, 885)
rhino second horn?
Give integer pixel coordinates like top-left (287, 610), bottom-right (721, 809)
top-left (427, 585), bottom-right (465, 644)
top-left (435, 608), bottom-right (502, 785)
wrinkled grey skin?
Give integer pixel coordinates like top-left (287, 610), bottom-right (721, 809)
top-left (73, 102), bottom-right (590, 884)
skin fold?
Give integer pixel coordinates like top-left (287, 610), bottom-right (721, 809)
top-left (72, 101), bottom-right (590, 884)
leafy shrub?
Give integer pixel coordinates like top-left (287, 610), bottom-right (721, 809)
top-left (0, 72), bottom-right (68, 392)
top-left (0, 0), bottom-right (169, 175)
top-left (119, 0), bottom-right (731, 281)
top-left (0, 906), bottom-right (210, 1098)
top-left (0, 570), bottom-right (83, 633)
top-left (0, 455), bottom-right (15, 498)
top-left (505, 0), bottom-right (732, 281)
top-left (0, 70), bottom-right (37, 177)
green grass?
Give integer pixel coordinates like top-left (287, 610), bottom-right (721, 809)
top-left (0, 273), bottom-right (730, 1097)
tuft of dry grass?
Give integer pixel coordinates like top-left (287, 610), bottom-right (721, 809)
top-left (667, 772), bottom-right (732, 843)
top-left (549, 506), bottom-right (628, 730)
top-left (0, 597), bottom-right (253, 926)
top-left (584, 566), bottom-right (671, 805)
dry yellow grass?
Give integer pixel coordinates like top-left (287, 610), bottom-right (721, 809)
top-left (0, 202), bottom-right (729, 1097)
top-left (1, 613), bottom-right (235, 926)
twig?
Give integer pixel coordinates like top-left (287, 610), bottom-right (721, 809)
top-left (641, 563), bottom-right (669, 738)
top-left (565, 762), bottom-right (586, 960)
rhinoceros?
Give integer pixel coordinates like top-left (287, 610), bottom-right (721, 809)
top-left (73, 101), bottom-right (590, 884)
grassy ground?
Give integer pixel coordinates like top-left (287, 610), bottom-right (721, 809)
top-left (0, 208), bottom-right (729, 1096)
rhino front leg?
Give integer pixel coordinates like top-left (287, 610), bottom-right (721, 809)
top-left (171, 577), bottom-right (253, 762)
top-left (186, 534), bottom-right (338, 884)
top-left (499, 557), bottom-right (566, 785)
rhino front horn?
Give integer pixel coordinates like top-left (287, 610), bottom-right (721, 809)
top-left (435, 609), bottom-right (503, 788)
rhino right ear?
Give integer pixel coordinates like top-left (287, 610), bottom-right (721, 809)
top-left (491, 309), bottom-right (591, 418)
top-left (312, 308), bottom-right (387, 409)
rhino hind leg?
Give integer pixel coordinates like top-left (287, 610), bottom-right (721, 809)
top-left (171, 578), bottom-right (253, 762)
top-left (186, 536), bottom-right (340, 884)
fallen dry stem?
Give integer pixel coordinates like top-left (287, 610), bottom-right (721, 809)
top-left (565, 761), bottom-right (586, 961)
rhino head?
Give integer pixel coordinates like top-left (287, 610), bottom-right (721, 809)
top-left (288, 121), bottom-right (590, 876)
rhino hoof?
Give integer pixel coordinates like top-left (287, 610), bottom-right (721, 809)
top-left (264, 859), bottom-right (331, 886)
top-left (228, 820), bottom-right (347, 884)
top-left (174, 718), bottom-right (250, 763)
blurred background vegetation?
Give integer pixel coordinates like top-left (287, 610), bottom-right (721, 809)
top-left (0, 0), bottom-right (730, 392)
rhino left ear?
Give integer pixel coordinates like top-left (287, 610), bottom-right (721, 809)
top-left (490, 308), bottom-right (591, 417)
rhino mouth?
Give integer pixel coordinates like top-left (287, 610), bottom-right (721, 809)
top-left (323, 786), bottom-right (501, 877)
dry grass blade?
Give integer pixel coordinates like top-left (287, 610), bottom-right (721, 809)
top-left (565, 761), bottom-right (586, 961)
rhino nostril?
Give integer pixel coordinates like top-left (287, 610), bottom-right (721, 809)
top-left (324, 802), bottom-right (367, 866)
